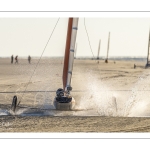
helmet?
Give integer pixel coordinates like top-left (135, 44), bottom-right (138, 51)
top-left (56, 88), bottom-right (64, 97)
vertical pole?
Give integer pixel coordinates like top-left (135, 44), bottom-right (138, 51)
top-left (63, 18), bottom-right (73, 90)
top-left (105, 32), bottom-right (110, 63)
top-left (147, 29), bottom-right (150, 65)
top-left (97, 39), bottom-right (101, 60)
top-left (107, 32), bottom-right (110, 60)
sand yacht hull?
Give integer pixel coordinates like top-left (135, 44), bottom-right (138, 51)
top-left (54, 97), bottom-right (75, 110)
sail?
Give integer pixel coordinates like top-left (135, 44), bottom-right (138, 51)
top-left (66, 18), bottom-right (79, 91)
top-left (74, 43), bottom-right (77, 59)
top-left (63, 18), bottom-right (73, 90)
top-left (63, 18), bottom-right (79, 91)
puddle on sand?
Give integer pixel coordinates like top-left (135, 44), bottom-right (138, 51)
top-left (0, 108), bottom-right (10, 115)
top-left (0, 106), bottom-right (100, 117)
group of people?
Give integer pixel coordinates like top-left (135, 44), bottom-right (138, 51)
top-left (11, 55), bottom-right (31, 64)
top-left (11, 55), bottom-right (18, 64)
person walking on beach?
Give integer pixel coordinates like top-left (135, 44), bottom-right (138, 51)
top-left (134, 64), bottom-right (136, 69)
top-left (15, 55), bottom-right (18, 64)
top-left (28, 55), bottom-right (31, 64)
top-left (11, 55), bottom-right (13, 64)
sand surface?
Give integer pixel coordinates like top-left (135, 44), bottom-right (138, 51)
top-left (0, 58), bottom-right (150, 132)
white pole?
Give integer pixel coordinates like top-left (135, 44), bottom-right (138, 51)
top-left (147, 29), bottom-right (150, 64)
top-left (97, 39), bottom-right (101, 60)
top-left (107, 32), bottom-right (110, 60)
top-left (66, 18), bottom-right (79, 91)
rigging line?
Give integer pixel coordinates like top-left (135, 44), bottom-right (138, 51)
top-left (84, 18), bottom-right (96, 60)
top-left (18, 17), bottom-right (60, 106)
top-left (84, 18), bottom-right (99, 68)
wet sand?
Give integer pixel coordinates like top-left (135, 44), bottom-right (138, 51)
top-left (0, 58), bottom-right (150, 132)
top-left (1, 116), bottom-right (150, 132)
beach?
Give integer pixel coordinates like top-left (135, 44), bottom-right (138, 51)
top-left (0, 58), bottom-right (150, 132)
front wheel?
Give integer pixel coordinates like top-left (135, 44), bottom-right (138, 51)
top-left (11, 96), bottom-right (17, 112)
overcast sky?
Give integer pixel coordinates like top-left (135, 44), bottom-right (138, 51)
top-left (0, 18), bottom-right (150, 57)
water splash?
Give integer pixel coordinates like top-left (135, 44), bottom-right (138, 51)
top-left (124, 71), bottom-right (150, 117)
top-left (75, 70), bottom-right (118, 116)
top-left (0, 109), bottom-right (10, 115)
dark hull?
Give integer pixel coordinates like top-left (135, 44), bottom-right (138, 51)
top-left (54, 97), bottom-right (75, 110)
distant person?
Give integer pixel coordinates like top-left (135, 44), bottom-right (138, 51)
top-left (15, 55), bottom-right (18, 64)
top-left (134, 64), bottom-right (136, 69)
top-left (11, 55), bottom-right (13, 64)
top-left (114, 61), bottom-right (116, 64)
top-left (28, 55), bottom-right (31, 64)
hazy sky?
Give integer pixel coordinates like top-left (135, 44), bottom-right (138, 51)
top-left (0, 18), bottom-right (150, 57)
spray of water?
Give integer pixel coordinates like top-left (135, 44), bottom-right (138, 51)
top-left (124, 71), bottom-right (150, 117)
top-left (75, 69), bottom-right (118, 116)
top-left (75, 69), bottom-right (150, 117)
top-left (0, 109), bottom-right (10, 115)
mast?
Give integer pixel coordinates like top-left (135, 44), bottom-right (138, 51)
top-left (147, 29), bottom-right (150, 65)
top-left (106, 32), bottom-right (110, 61)
top-left (63, 18), bottom-right (79, 91)
top-left (97, 39), bottom-right (101, 60)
